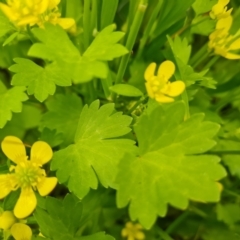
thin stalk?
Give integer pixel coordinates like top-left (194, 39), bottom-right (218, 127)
top-left (181, 90), bottom-right (190, 120)
top-left (224, 189), bottom-right (240, 198)
top-left (127, 95), bottom-right (147, 114)
top-left (158, 228), bottom-right (174, 240)
top-left (209, 150), bottom-right (240, 155)
top-left (90, 0), bottom-right (98, 37)
top-left (101, 69), bottom-right (112, 99)
top-left (136, 0), bottom-right (163, 59)
top-left (115, 0), bottom-right (148, 84)
top-left (190, 43), bottom-right (208, 67)
top-left (101, 0), bottom-right (119, 29)
top-left (204, 55), bottom-right (220, 70)
top-left (166, 211), bottom-right (190, 234)
top-left (83, 0), bottom-right (91, 50)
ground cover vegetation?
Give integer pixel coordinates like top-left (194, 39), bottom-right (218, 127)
top-left (0, 0), bottom-right (240, 239)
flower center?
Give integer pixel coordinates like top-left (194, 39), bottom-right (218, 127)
top-left (150, 76), bottom-right (169, 94)
top-left (14, 160), bottom-right (45, 189)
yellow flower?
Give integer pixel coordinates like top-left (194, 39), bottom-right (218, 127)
top-left (0, 0), bottom-right (76, 31)
top-left (121, 222), bottom-right (145, 240)
top-left (209, 15), bottom-right (240, 59)
top-left (0, 136), bottom-right (58, 219)
top-left (210, 0), bottom-right (232, 19)
top-left (0, 211), bottom-right (32, 240)
top-left (144, 60), bottom-right (185, 103)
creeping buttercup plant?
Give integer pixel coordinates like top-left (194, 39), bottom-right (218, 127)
top-left (0, 0), bottom-right (240, 239)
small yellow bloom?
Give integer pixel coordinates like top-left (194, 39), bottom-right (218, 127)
top-left (144, 61), bottom-right (185, 103)
top-left (208, 16), bottom-right (240, 59)
top-left (0, 211), bottom-right (32, 240)
top-left (210, 0), bottom-right (232, 19)
top-left (0, 0), bottom-right (76, 31)
top-left (0, 136), bottom-right (58, 219)
top-left (121, 222), bottom-right (145, 240)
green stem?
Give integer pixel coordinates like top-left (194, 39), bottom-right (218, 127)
top-left (166, 211), bottom-right (190, 234)
top-left (115, 0), bottom-right (148, 84)
top-left (87, 81), bottom-right (96, 103)
top-left (190, 43), bottom-right (208, 67)
top-left (158, 228), bottom-right (174, 240)
top-left (209, 150), bottom-right (240, 155)
top-left (83, 0), bottom-right (91, 50)
top-left (90, 0), bottom-right (98, 35)
top-left (204, 55), bottom-right (220, 70)
top-left (127, 95), bottom-right (147, 114)
top-left (224, 189), bottom-right (240, 198)
top-left (136, 0), bottom-right (163, 59)
top-left (101, 69), bottom-right (112, 100)
top-left (181, 90), bottom-right (190, 120)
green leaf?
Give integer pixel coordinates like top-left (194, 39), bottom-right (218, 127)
top-left (217, 203), bottom-right (240, 228)
top-left (109, 84), bottom-right (143, 97)
top-left (116, 102), bottom-right (227, 228)
top-left (192, 0), bottom-right (217, 15)
top-left (0, 81), bottom-right (28, 128)
top-left (83, 24), bottom-right (128, 60)
top-left (0, 11), bottom-right (15, 38)
top-left (34, 194), bottom-right (114, 240)
top-left (10, 58), bottom-right (71, 102)
top-left (167, 36), bottom-right (217, 88)
top-left (52, 100), bottom-right (136, 199)
top-left (168, 36), bottom-right (191, 65)
top-left (40, 94), bottom-right (82, 146)
top-left (27, 24), bottom-right (127, 83)
top-left (191, 15), bottom-right (215, 36)
top-left (39, 128), bottom-right (64, 148)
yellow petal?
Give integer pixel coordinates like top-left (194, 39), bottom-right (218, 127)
top-left (38, 0), bottom-right (49, 14)
top-left (155, 93), bottom-right (174, 103)
top-left (216, 15), bottom-right (232, 32)
top-left (30, 141), bottom-right (53, 165)
top-left (17, 15), bottom-right (40, 26)
top-left (121, 228), bottom-right (128, 237)
top-left (0, 174), bottom-right (13, 199)
top-left (157, 60), bottom-right (175, 82)
top-left (56, 18), bottom-right (76, 30)
top-left (229, 38), bottom-right (240, 50)
top-left (48, 0), bottom-right (60, 9)
top-left (37, 177), bottom-right (57, 196)
top-left (145, 82), bottom-right (155, 99)
top-left (14, 187), bottom-right (37, 219)
top-left (224, 52), bottom-right (240, 59)
top-left (1, 136), bottom-right (26, 164)
top-left (166, 81), bottom-right (185, 97)
top-left (0, 211), bottom-right (17, 230)
top-left (11, 223), bottom-right (32, 240)
top-left (0, 3), bottom-right (17, 21)
top-left (218, 0), bottom-right (229, 6)
top-left (144, 62), bottom-right (156, 81)
top-left (135, 231), bottom-right (145, 239)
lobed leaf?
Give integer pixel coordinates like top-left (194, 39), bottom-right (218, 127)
top-left (52, 100), bottom-right (136, 199)
top-left (116, 102), bottom-right (227, 228)
top-left (10, 58), bottom-right (71, 102)
top-left (0, 81), bottom-right (28, 128)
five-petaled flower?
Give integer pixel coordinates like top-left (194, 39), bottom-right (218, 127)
top-left (210, 0), bottom-right (232, 19)
top-left (0, 210), bottom-right (32, 240)
top-left (0, 136), bottom-right (58, 219)
top-left (121, 222), bottom-right (145, 240)
top-left (0, 0), bottom-right (76, 31)
top-left (144, 60), bottom-right (185, 103)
